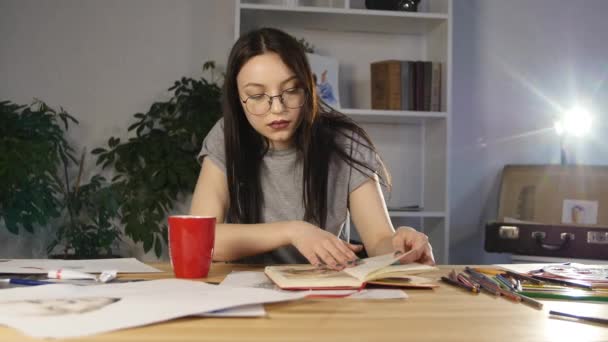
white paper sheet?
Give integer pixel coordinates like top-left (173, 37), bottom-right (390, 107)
top-left (0, 258), bottom-right (161, 274)
top-left (198, 304), bottom-right (266, 317)
top-left (0, 279), bottom-right (307, 339)
top-left (220, 271), bottom-right (276, 289)
top-left (347, 289), bottom-right (407, 300)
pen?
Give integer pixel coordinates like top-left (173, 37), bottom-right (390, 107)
top-left (549, 310), bottom-right (608, 325)
top-left (0, 278), bottom-right (55, 286)
top-left (519, 291), bottom-right (608, 302)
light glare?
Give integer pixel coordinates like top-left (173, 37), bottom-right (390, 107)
top-left (554, 106), bottom-right (593, 137)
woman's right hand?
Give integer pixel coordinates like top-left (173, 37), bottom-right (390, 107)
top-left (286, 221), bottom-right (363, 270)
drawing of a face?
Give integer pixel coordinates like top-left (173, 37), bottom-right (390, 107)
top-left (0, 297), bottom-right (120, 317)
top-left (281, 266), bottom-right (340, 279)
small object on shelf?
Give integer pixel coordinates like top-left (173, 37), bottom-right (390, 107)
top-left (365, 0), bottom-right (421, 12)
top-left (307, 53), bottom-right (341, 109)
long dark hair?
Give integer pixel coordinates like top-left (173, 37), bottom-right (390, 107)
top-left (222, 27), bottom-right (390, 228)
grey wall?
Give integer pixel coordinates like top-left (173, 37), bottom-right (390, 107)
top-left (0, 0), bottom-right (234, 260)
top-left (450, 0), bottom-right (608, 264)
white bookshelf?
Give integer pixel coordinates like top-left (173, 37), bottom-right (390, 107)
top-left (235, 0), bottom-right (452, 263)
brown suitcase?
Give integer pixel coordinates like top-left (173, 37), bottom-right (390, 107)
top-left (485, 222), bottom-right (608, 260)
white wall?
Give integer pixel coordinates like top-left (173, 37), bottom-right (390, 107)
top-left (451, 0), bottom-right (608, 263)
top-left (0, 0), bottom-right (234, 260)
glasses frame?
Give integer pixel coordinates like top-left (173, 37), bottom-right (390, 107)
top-left (240, 87), bottom-right (307, 116)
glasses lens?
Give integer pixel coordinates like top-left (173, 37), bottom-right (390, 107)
top-left (282, 88), bottom-right (306, 109)
top-left (244, 88), bottom-right (306, 116)
top-left (246, 94), bottom-right (271, 115)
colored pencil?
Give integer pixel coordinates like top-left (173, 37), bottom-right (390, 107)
top-left (441, 276), bottom-right (478, 293)
top-left (504, 270), bottom-right (543, 285)
top-left (516, 292), bottom-right (544, 310)
top-left (531, 274), bottom-right (592, 290)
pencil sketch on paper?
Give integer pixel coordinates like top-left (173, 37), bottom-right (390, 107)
top-left (280, 266), bottom-right (341, 279)
top-left (0, 297), bottom-right (120, 317)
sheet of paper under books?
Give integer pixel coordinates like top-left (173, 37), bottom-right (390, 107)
top-left (221, 271), bottom-right (407, 299)
top-left (198, 304), bottom-right (266, 317)
top-left (0, 279), bottom-right (307, 339)
top-left (0, 258), bottom-right (161, 274)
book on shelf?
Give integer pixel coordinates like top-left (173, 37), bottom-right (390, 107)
top-left (430, 62), bottom-right (442, 111)
top-left (264, 252), bottom-right (438, 290)
top-left (371, 60), bottom-right (402, 110)
top-left (371, 59), bottom-right (442, 112)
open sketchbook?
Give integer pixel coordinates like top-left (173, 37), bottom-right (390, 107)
top-left (265, 252), bottom-right (438, 290)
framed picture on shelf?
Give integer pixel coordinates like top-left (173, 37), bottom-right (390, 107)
top-left (306, 53), bottom-right (341, 109)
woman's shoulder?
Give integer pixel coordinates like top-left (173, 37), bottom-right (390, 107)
top-left (204, 117), bottom-right (225, 141)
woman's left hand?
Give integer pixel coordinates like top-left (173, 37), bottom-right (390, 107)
top-left (391, 227), bottom-right (435, 265)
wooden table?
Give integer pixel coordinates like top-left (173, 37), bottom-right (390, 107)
top-left (1, 263), bottom-right (607, 342)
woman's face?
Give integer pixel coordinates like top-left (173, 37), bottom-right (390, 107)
top-left (236, 52), bottom-right (304, 150)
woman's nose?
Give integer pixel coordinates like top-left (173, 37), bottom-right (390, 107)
top-left (269, 95), bottom-right (286, 114)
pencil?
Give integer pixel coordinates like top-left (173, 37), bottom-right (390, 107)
top-left (441, 276), bottom-right (478, 293)
top-left (457, 273), bottom-right (480, 292)
top-left (476, 279), bottom-right (501, 296)
top-left (495, 274), bottom-right (516, 291)
top-left (515, 292), bottom-right (544, 310)
top-left (531, 274), bottom-right (592, 290)
top-left (504, 270), bottom-right (543, 285)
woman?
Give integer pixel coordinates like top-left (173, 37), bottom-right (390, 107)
top-left (190, 27), bottom-right (434, 269)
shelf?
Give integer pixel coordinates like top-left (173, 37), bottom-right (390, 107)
top-left (238, 0), bottom-right (452, 263)
top-left (388, 210), bottom-right (445, 218)
top-left (240, 4), bottom-right (447, 35)
top-left (342, 108), bottom-right (446, 124)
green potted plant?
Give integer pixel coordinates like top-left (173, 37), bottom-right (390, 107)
top-left (47, 149), bottom-right (122, 259)
top-left (1, 99), bottom-right (123, 258)
top-left (93, 62), bottom-right (223, 257)
top-left (0, 99), bottom-right (76, 235)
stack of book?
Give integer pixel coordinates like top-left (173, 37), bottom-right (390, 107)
top-left (370, 60), bottom-right (442, 111)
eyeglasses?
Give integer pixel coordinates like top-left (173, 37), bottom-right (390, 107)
top-left (241, 87), bottom-right (306, 116)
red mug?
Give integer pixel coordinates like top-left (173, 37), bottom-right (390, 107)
top-left (168, 215), bottom-right (216, 278)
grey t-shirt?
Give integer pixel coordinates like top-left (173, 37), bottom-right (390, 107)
top-left (198, 118), bottom-right (380, 264)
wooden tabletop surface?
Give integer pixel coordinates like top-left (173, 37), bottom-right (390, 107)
top-left (1, 263), bottom-right (607, 342)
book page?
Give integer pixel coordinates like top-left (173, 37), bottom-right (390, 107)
top-left (265, 252), bottom-right (426, 289)
top-left (264, 265), bottom-right (363, 289)
top-left (343, 252), bottom-right (412, 282)
top-left (365, 263), bottom-right (438, 282)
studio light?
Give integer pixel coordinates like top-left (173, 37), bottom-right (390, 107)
top-left (554, 106), bottom-right (593, 137)
top-left (554, 106), bottom-right (594, 165)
